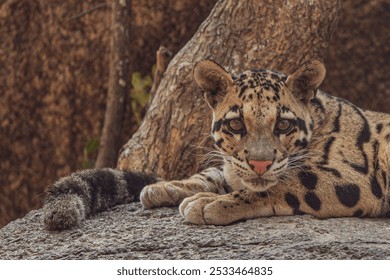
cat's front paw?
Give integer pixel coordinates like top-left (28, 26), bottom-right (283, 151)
top-left (140, 181), bottom-right (192, 209)
top-left (179, 192), bottom-right (248, 225)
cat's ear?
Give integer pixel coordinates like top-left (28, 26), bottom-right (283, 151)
top-left (194, 60), bottom-right (233, 107)
top-left (286, 60), bottom-right (326, 104)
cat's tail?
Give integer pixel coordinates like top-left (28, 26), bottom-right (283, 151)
top-left (43, 168), bottom-right (158, 231)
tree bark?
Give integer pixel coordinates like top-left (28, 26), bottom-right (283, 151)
top-left (118, 0), bottom-right (341, 179)
top-left (96, 0), bottom-right (131, 168)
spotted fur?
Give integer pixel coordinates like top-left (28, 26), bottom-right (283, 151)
top-left (43, 60), bottom-right (390, 229)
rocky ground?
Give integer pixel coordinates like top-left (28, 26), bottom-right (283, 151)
top-left (1, 203), bottom-right (390, 259)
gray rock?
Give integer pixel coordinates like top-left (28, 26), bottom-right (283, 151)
top-left (1, 203), bottom-right (390, 259)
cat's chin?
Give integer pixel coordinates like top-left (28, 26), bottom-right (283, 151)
top-left (242, 177), bottom-right (278, 192)
top-left (228, 176), bottom-right (278, 192)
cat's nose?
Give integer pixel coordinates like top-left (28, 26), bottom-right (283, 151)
top-left (248, 160), bottom-right (272, 176)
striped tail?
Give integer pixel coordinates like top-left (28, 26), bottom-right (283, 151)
top-left (43, 168), bottom-right (158, 231)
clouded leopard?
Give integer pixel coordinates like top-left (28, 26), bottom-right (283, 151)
top-left (43, 60), bottom-right (390, 230)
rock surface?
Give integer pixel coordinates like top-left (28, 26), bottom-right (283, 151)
top-left (1, 203), bottom-right (390, 259)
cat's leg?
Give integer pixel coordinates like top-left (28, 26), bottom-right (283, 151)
top-left (140, 166), bottom-right (229, 208)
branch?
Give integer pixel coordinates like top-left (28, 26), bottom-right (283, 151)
top-left (149, 46), bottom-right (172, 102)
top-left (65, 3), bottom-right (108, 22)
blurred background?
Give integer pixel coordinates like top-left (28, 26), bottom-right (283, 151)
top-left (0, 0), bottom-right (389, 228)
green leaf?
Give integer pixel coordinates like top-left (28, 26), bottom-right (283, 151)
top-left (129, 71), bottom-right (153, 125)
top-left (86, 138), bottom-right (100, 154)
top-left (82, 138), bottom-right (100, 169)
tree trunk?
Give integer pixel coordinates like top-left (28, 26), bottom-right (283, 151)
top-left (118, 0), bottom-right (341, 179)
top-left (96, 0), bottom-right (131, 168)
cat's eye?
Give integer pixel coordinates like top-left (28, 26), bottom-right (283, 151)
top-left (227, 118), bottom-right (245, 133)
top-left (275, 119), bottom-right (293, 133)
